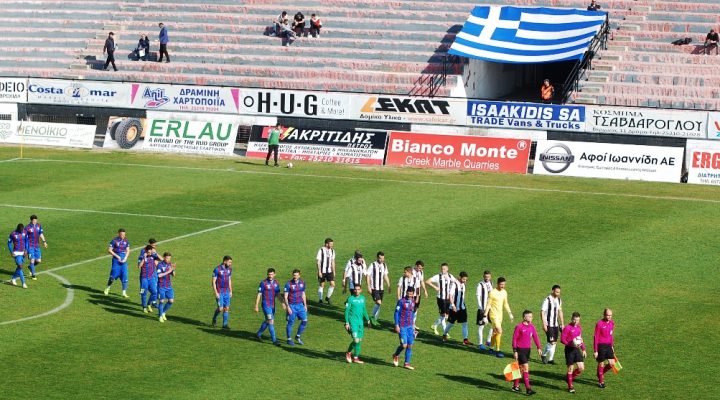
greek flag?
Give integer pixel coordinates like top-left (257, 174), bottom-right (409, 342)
top-left (449, 6), bottom-right (607, 64)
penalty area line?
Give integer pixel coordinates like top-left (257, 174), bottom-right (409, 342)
top-left (40, 221), bottom-right (241, 275)
top-left (0, 204), bottom-right (240, 224)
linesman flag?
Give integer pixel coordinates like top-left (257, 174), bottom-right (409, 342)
top-left (503, 362), bottom-right (522, 381)
top-left (449, 6), bottom-right (607, 64)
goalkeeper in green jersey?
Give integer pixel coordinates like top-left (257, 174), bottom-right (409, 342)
top-left (344, 285), bottom-right (371, 364)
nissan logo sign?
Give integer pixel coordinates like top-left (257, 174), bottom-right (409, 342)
top-left (538, 143), bottom-right (574, 173)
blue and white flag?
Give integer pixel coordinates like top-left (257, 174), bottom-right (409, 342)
top-left (449, 6), bottom-right (607, 64)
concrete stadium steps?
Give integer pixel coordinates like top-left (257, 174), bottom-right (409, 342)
top-left (581, 94), bottom-right (720, 110)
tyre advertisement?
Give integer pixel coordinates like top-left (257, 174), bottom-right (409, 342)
top-left (102, 112), bottom-right (242, 156)
top-left (533, 140), bottom-right (683, 183)
top-left (246, 125), bottom-right (388, 165)
top-left (384, 131), bottom-right (530, 173)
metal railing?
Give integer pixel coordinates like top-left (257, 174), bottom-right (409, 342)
top-left (560, 14), bottom-right (610, 104)
top-left (409, 54), bottom-right (461, 97)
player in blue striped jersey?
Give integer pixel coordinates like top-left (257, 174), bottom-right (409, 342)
top-left (156, 252), bottom-right (175, 322)
top-left (255, 268), bottom-right (283, 345)
top-left (393, 286), bottom-right (416, 370)
top-left (8, 223), bottom-right (28, 288)
top-left (212, 256), bottom-right (233, 329)
top-left (284, 269), bottom-right (308, 346)
top-left (138, 245), bottom-right (159, 313)
top-left (24, 215), bottom-right (47, 280)
top-left (104, 228), bottom-right (130, 298)
top-left (137, 238), bottom-right (160, 308)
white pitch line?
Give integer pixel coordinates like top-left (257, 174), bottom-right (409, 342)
top-left (40, 221), bottom-right (241, 275)
top-left (14, 157), bottom-right (720, 205)
top-left (0, 221), bottom-right (241, 326)
top-left (0, 157), bottom-right (20, 163)
top-left (0, 272), bottom-right (74, 326)
top-left (0, 204), bottom-right (240, 224)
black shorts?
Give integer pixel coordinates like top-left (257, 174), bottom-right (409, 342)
top-left (476, 309), bottom-right (486, 325)
top-left (516, 348), bottom-right (531, 364)
top-left (436, 298), bottom-right (450, 315)
top-left (596, 344), bottom-right (615, 362)
top-left (565, 346), bottom-right (584, 366)
top-left (318, 272), bottom-right (334, 283)
top-left (546, 326), bottom-right (560, 343)
top-left (414, 295), bottom-right (421, 309)
top-left (371, 290), bottom-right (384, 302)
top-left (448, 308), bottom-right (467, 324)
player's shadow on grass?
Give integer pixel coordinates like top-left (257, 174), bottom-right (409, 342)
top-left (279, 345), bottom-right (344, 363)
top-left (325, 350), bottom-right (393, 367)
top-left (86, 293), bottom-right (206, 326)
top-left (438, 373), bottom-right (505, 391)
top-left (62, 283), bottom-right (104, 295)
top-left (199, 327), bottom-right (260, 341)
top-left (531, 370), bottom-right (594, 388)
top-left (306, 302), bottom-right (346, 324)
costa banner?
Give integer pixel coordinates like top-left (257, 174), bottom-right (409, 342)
top-left (0, 78), bottom-right (27, 103)
top-left (467, 100), bottom-right (585, 132)
top-left (28, 78), bottom-right (130, 107)
top-left (102, 112), bottom-right (240, 156)
top-left (686, 140), bottom-right (720, 185)
top-left (706, 112), bottom-right (720, 140)
top-left (0, 121), bottom-right (95, 148)
top-left (586, 106), bottom-right (706, 138)
top-left (130, 83), bottom-right (241, 114)
top-left (246, 126), bottom-right (388, 165)
top-left (240, 88), bottom-right (351, 119)
top-left (385, 131), bottom-right (530, 173)
top-left (348, 95), bottom-right (466, 125)
top-left (533, 140), bottom-right (683, 183)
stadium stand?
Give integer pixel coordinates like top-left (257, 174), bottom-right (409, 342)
top-left (0, 0), bottom-right (715, 108)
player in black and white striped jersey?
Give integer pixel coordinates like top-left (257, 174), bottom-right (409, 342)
top-left (425, 263), bottom-right (456, 336)
top-left (476, 270), bottom-right (493, 351)
top-left (541, 284), bottom-right (564, 364)
top-left (412, 260), bottom-right (428, 327)
top-left (397, 266), bottom-right (417, 299)
top-left (316, 238), bottom-right (336, 305)
top-left (443, 271), bottom-right (471, 345)
top-left (366, 251), bottom-right (390, 326)
top-left (342, 250), bottom-right (366, 294)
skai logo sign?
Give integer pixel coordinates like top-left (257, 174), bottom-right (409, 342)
top-left (361, 97), bottom-right (451, 115)
top-left (714, 119), bottom-right (720, 138)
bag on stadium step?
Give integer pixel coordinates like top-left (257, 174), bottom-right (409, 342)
top-left (503, 362), bottom-right (521, 381)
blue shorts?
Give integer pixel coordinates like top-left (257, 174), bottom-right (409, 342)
top-left (399, 326), bottom-right (415, 345)
top-left (262, 305), bottom-right (275, 320)
top-left (287, 303), bottom-right (308, 324)
top-left (14, 255), bottom-right (25, 266)
top-left (110, 255), bottom-right (128, 282)
top-left (140, 278), bottom-right (158, 294)
top-left (159, 287), bottom-right (174, 300)
top-left (27, 247), bottom-right (41, 260)
top-left (217, 292), bottom-right (231, 308)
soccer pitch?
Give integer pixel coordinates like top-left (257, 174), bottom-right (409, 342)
top-left (1, 146), bottom-right (718, 400)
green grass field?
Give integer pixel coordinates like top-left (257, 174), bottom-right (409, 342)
top-left (1, 146), bottom-right (719, 400)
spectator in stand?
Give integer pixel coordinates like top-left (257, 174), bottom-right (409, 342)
top-left (310, 14), bottom-right (322, 38)
top-left (102, 32), bottom-right (118, 71)
top-left (280, 18), bottom-right (296, 46)
top-left (135, 34), bottom-right (150, 61)
top-left (158, 22), bottom-right (170, 63)
top-left (272, 11), bottom-right (288, 37)
top-left (587, 0), bottom-right (601, 11)
top-left (293, 12), bottom-right (306, 37)
top-left (704, 29), bottom-right (719, 55)
top-left (541, 79), bottom-right (554, 104)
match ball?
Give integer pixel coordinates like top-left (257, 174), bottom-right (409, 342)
top-left (287, 162), bottom-right (293, 169)
top-left (573, 336), bottom-right (583, 347)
